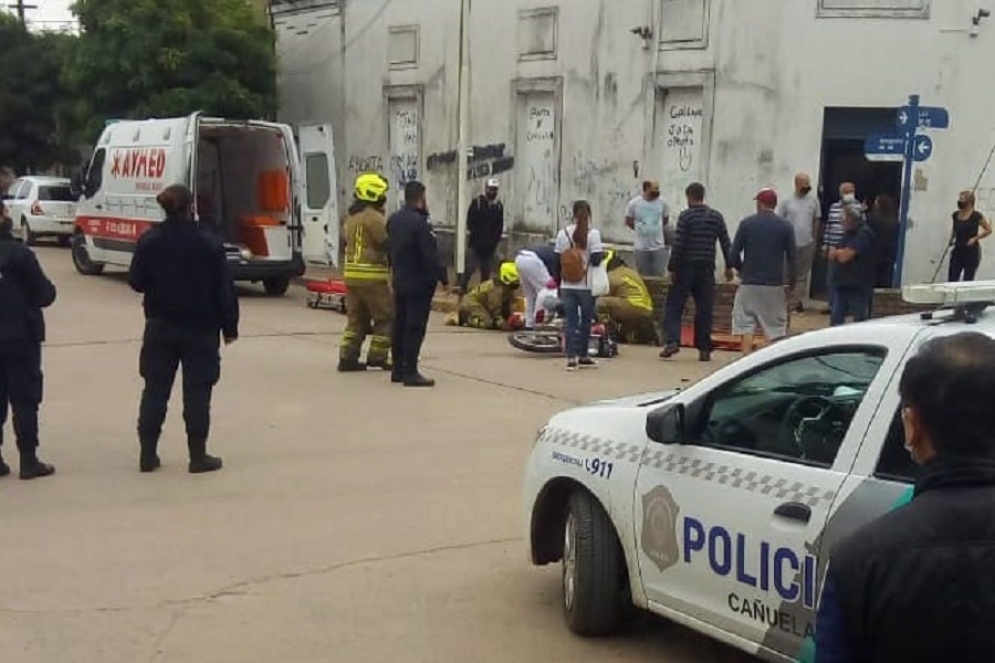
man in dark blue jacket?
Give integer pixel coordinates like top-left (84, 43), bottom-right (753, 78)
top-left (816, 332), bottom-right (995, 662)
top-left (0, 211), bottom-right (56, 479)
top-left (387, 181), bottom-right (447, 387)
top-left (128, 184), bottom-right (239, 474)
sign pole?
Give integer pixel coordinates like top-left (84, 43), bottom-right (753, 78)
top-left (892, 94), bottom-right (919, 288)
top-left (454, 0), bottom-right (471, 294)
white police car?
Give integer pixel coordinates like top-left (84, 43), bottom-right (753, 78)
top-left (524, 282), bottom-right (995, 663)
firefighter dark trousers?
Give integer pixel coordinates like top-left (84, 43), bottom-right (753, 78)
top-left (340, 282), bottom-right (393, 364)
top-left (138, 319), bottom-right (221, 444)
top-left (0, 339), bottom-right (43, 457)
top-left (392, 290), bottom-right (433, 377)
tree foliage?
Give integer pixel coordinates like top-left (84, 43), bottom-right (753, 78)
top-left (68, 0), bottom-right (277, 140)
top-left (0, 15), bottom-right (78, 173)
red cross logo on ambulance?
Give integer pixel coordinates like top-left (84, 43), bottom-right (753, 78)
top-left (110, 147), bottom-right (167, 180)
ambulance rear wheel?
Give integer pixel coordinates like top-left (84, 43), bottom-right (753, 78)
top-left (563, 490), bottom-right (628, 636)
top-left (263, 278), bottom-right (290, 296)
top-left (71, 232), bottom-right (104, 276)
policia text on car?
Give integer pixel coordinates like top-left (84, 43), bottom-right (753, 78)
top-left (128, 184), bottom-right (240, 474)
top-left (0, 210), bottom-right (57, 480)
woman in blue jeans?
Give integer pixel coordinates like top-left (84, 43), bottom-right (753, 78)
top-left (554, 200), bottom-right (605, 371)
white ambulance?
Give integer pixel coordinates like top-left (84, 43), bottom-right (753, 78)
top-left (71, 114), bottom-right (339, 295)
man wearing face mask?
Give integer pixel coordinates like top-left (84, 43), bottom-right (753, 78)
top-left (625, 180), bottom-right (671, 277)
top-left (776, 172), bottom-right (822, 313)
top-left (822, 182), bottom-right (861, 311)
top-left (815, 332), bottom-right (995, 662)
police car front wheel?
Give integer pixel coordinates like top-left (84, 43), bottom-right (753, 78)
top-left (562, 490), bottom-right (628, 636)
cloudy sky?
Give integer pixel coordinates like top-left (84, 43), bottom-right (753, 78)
top-left (13, 0), bottom-right (76, 30)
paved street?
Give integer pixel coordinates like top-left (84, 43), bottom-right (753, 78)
top-left (1, 246), bottom-right (753, 663)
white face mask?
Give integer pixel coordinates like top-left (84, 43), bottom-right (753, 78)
top-left (842, 193), bottom-right (856, 203)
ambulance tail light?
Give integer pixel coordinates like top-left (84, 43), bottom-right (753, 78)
top-left (31, 202), bottom-right (43, 216)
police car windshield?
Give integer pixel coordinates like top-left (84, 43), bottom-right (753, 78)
top-left (733, 353), bottom-right (883, 395)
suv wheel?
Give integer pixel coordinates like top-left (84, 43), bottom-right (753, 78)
top-left (263, 277), bottom-right (290, 296)
top-left (562, 490), bottom-right (628, 636)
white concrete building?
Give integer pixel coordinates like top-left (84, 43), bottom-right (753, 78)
top-left (272, 0), bottom-right (995, 291)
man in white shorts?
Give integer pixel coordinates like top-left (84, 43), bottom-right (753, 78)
top-left (730, 188), bottom-right (797, 355)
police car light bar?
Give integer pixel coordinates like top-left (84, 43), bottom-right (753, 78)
top-left (903, 281), bottom-right (995, 306)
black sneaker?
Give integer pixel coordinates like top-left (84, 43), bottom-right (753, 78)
top-left (699, 350), bottom-right (712, 362)
top-left (189, 454), bottom-right (223, 474)
top-left (578, 357), bottom-right (599, 369)
top-left (659, 344), bottom-right (680, 359)
top-left (404, 373), bottom-right (436, 388)
top-left (19, 460), bottom-right (55, 481)
top-left (140, 453), bottom-right (162, 473)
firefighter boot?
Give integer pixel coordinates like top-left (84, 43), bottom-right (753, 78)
top-left (337, 359), bottom-right (368, 372)
top-left (139, 436), bottom-right (161, 473)
top-left (188, 437), bottom-right (223, 474)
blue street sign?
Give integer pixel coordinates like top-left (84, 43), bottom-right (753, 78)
top-left (897, 105), bottom-right (950, 131)
top-left (864, 134), bottom-right (906, 162)
top-left (913, 134), bottom-right (934, 162)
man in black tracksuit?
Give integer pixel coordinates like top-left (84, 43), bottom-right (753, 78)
top-left (387, 181), bottom-right (447, 387)
top-left (816, 332), bottom-right (995, 662)
top-left (0, 212), bottom-right (56, 480)
top-left (458, 179), bottom-right (504, 295)
top-left (128, 185), bottom-right (239, 474)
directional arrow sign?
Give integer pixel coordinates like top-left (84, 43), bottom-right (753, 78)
top-left (865, 134), bottom-right (906, 162)
top-left (897, 106), bottom-right (950, 131)
top-left (913, 134), bottom-right (934, 162)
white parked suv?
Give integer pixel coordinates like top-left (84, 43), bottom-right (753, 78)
top-left (4, 176), bottom-right (77, 245)
top-left (523, 282), bottom-right (992, 663)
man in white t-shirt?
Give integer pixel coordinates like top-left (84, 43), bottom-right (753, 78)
top-left (625, 180), bottom-right (670, 277)
top-left (775, 172), bottom-right (822, 313)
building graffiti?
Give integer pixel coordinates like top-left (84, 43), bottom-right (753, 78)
top-left (426, 143), bottom-right (515, 180)
top-left (527, 161), bottom-right (555, 209)
top-left (519, 95), bottom-right (557, 229)
top-left (659, 89), bottom-right (705, 215)
top-left (666, 103), bottom-right (703, 173)
top-left (348, 155), bottom-right (383, 174)
top-left (573, 156), bottom-right (619, 195)
top-left (527, 106), bottom-right (555, 143)
top-left (390, 103), bottom-right (420, 187)
top-left (559, 205), bottom-right (573, 222)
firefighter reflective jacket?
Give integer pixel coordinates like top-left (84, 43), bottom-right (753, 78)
top-left (609, 265), bottom-right (653, 311)
top-left (343, 207), bottom-right (389, 283)
top-left (462, 279), bottom-right (517, 325)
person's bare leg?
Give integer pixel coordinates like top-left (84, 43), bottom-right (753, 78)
top-left (741, 333), bottom-right (754, 356)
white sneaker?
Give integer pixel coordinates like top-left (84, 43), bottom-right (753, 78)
top-left (566, 359), bottom-right (578, 371)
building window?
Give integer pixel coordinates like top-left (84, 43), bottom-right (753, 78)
top-left (388, 25), bottom-right (419, 70)
top-left (817, 0), bottom-right (930, 19)
top-left (518, 7), bottom-right (558, 61)
top-left (659, 0), bottom-right (710, 51)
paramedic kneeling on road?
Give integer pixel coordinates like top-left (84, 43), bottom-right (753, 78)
top-left (128, 184), bottom-right (239, 475)
top-left (816, 332), bottom-right (995, 662)
top-left (597, 251), bottom-right (656, 344)
top-left (456, 262), bottom-right (520, 330)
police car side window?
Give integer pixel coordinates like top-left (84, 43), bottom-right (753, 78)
top-left (696, 350), bottom-right (886, 468)
top-left (874, 408), bottom-right (919, 483)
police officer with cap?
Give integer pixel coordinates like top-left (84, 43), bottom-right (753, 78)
top-left (128, 184), bottom-right (239, 474)
top-left (0, 206), bottom-right (56, 479)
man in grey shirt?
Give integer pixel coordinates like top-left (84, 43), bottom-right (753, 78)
top-left (776, 172), bottom-right (822, 313)
top-left (625, 180), bottom-right (670, 277)
top-left (730, 188), bottom-right (797, 356)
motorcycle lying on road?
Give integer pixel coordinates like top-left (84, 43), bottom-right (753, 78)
top-left (508, 315), bottom-right (619, 358)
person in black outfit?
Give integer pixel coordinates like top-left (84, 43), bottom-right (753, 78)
top-left (866, 194), bottom-right (898, 288)
top-left (458, 178), bottom-right (504, 296)
top-left (0, 211), bottom-right (56, 480)
top-left (128, 184), bottom-right (239, 474)
top-left (948, 190), bottom-right (992, 282)
top-left (387, 181), bottom-right (447, 387)
top-left (816, 332), bottom-right (995, 663)
top-left (660, 183), bottom-right (733, 362)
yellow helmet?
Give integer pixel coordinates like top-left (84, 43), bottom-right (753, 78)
top-left (499, 262), bottom-right (520, 286)
top-left (354, 172), bottom-right (389, 203)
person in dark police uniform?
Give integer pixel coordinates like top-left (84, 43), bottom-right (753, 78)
top-left (0, 209), bottom-right (56, 480)
top-left (128, 184), bottom-right (239, 474)
top-left (387, 180), bottom-right (447, 387)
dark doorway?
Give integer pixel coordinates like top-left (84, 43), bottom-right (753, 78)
top-left (812, 108), bottom-right (903, 299)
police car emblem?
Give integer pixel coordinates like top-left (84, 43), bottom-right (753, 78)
top-left (641, 485), bottom-right (681, 572)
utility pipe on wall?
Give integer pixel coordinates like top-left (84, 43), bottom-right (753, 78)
top-left (454, 0), bottom-right (471, 286)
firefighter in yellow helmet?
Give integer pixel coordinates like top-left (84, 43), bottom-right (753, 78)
top-left (597, 250), bottom-right (657, 344)
top-left (339, 173), bottom-right (394, 372)
top-left (456, 262), bottom-right (521, 330)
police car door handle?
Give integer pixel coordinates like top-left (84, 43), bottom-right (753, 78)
top-left (774, 502), bottom-right (812, 523)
